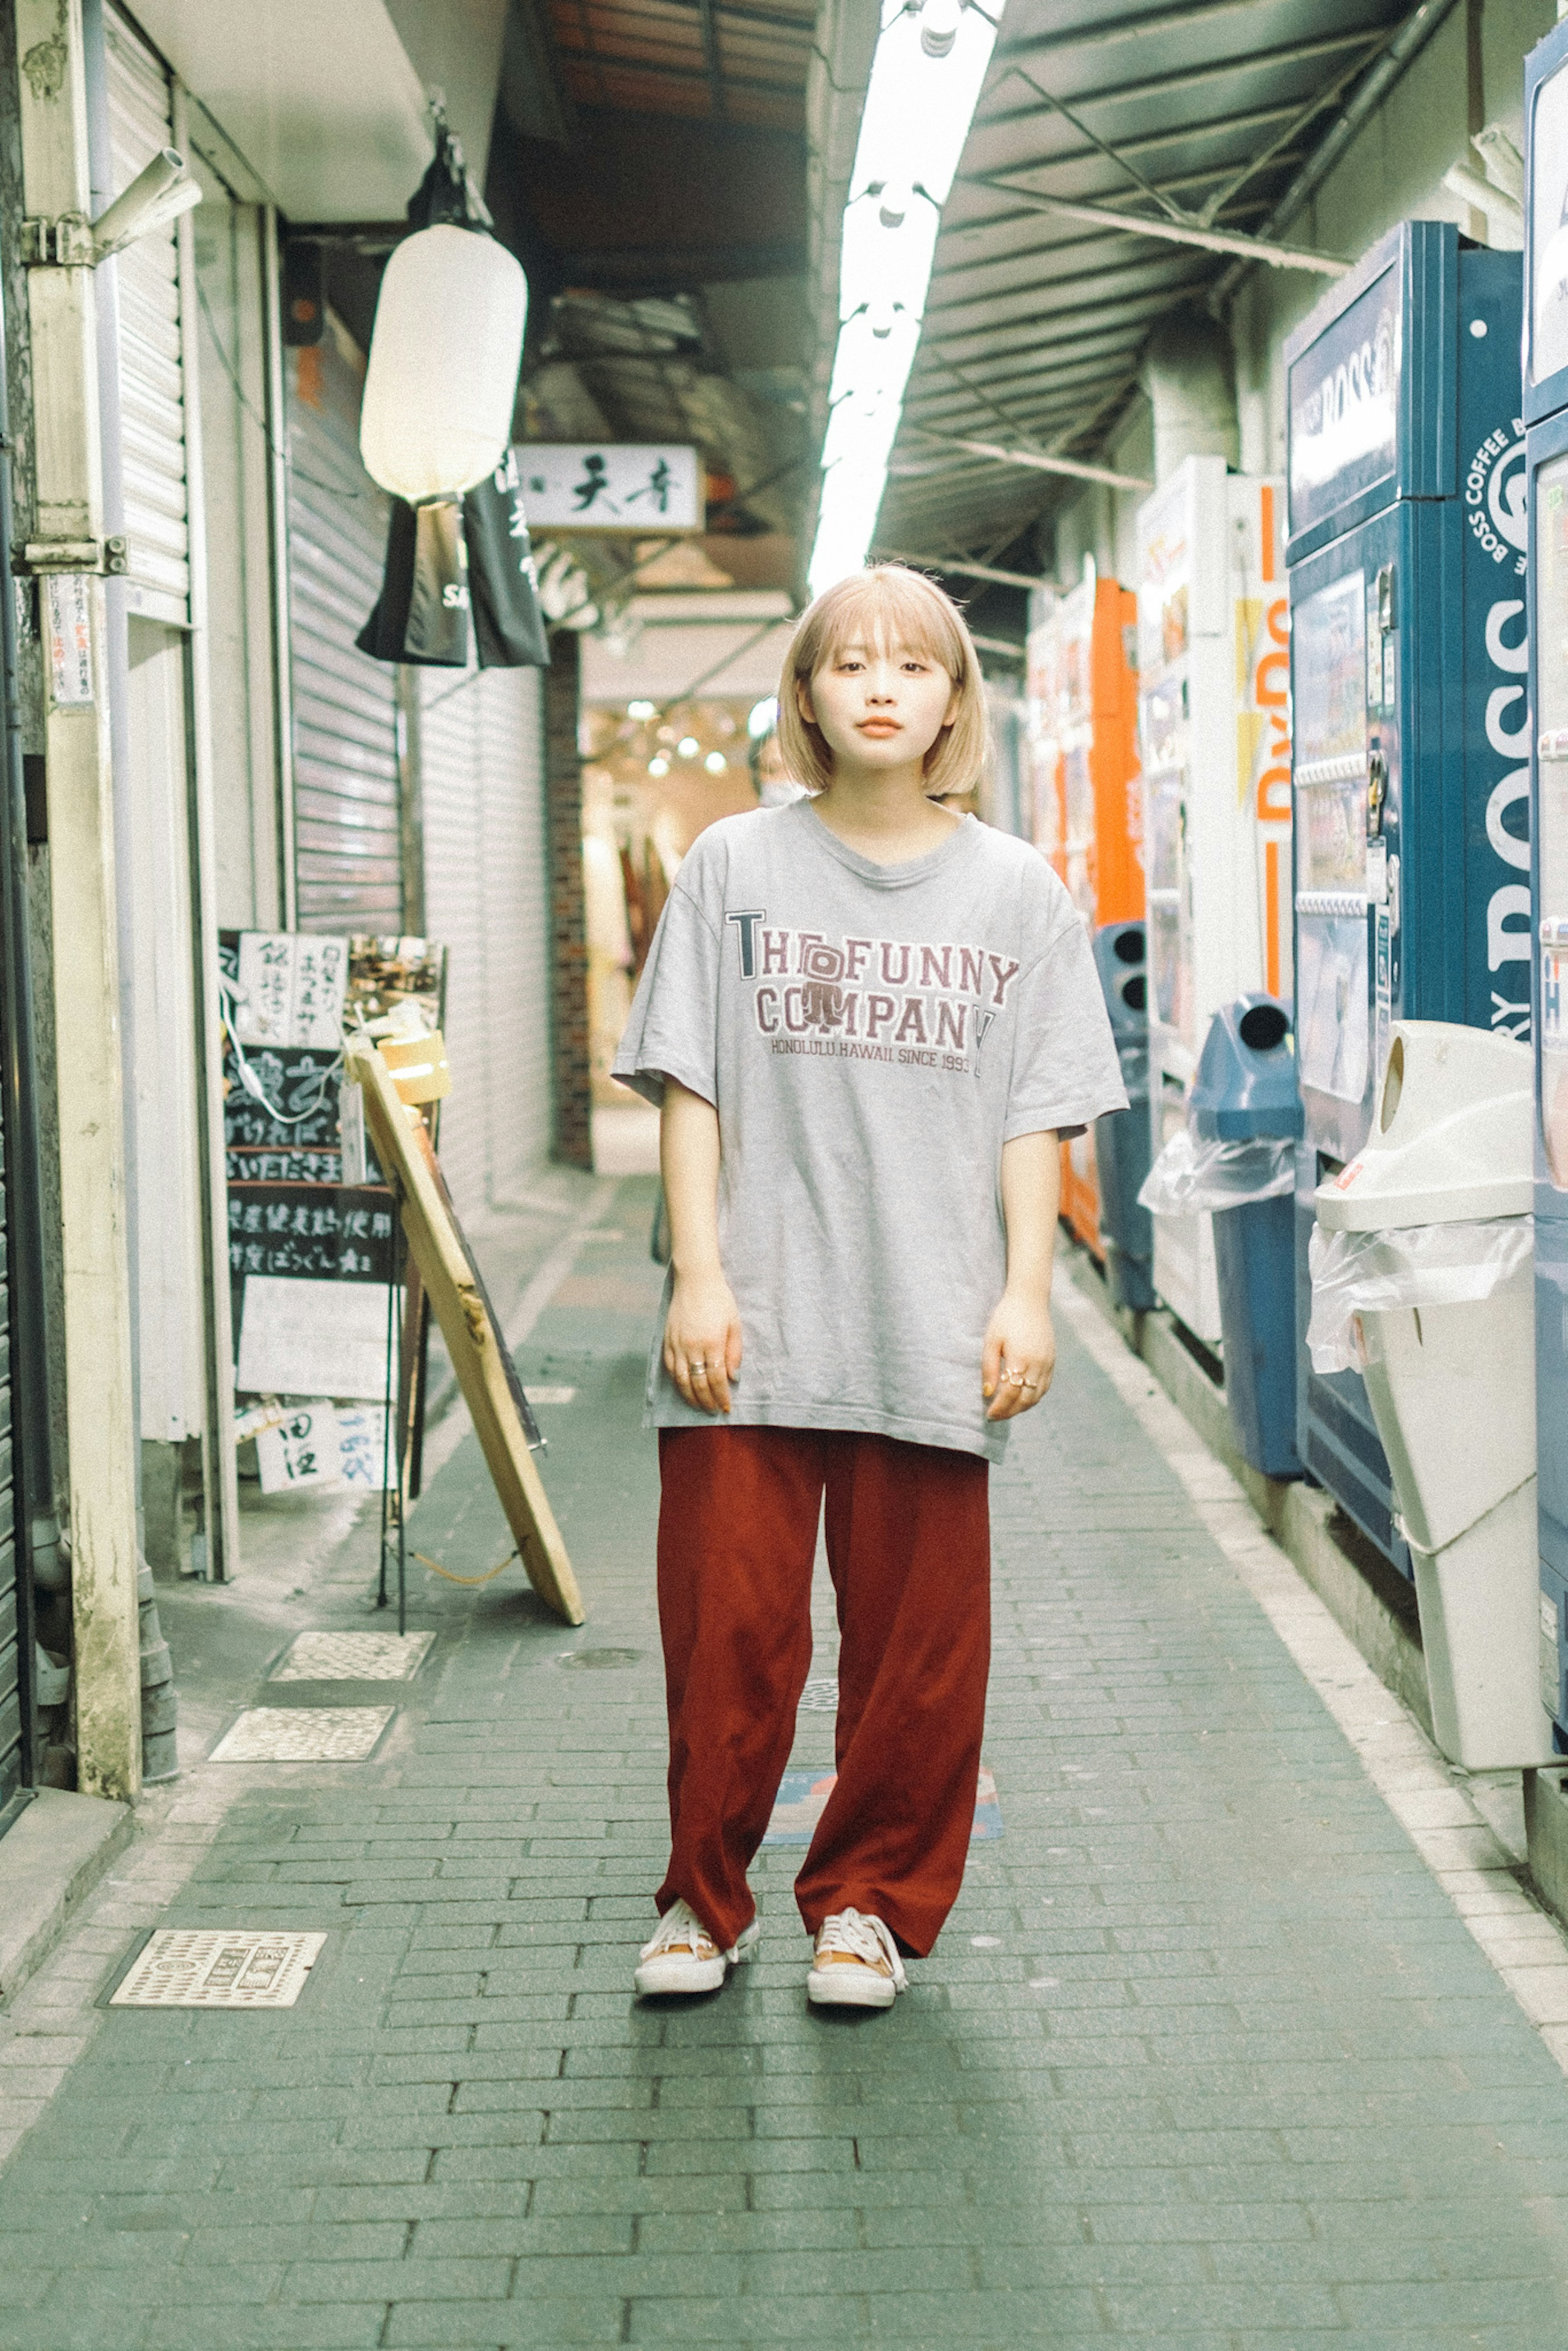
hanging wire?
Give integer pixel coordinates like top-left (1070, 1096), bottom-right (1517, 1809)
top-left (218, 972), bottom-right (343, 1125)
top-left (195, 270), bottom-right (365, 501)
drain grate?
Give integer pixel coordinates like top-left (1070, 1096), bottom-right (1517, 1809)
top-left (797, 1677), bottom-right (838, 1711)
top-left (270, 1630), bottom-right (432, 1683)
top-left (210, 1706), bottom-right (394, 1762)
top-left (111, 1929), bottom-right (327, 2009)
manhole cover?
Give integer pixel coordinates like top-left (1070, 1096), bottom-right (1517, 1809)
top-left (111, 1930), bottom-right (326, 2009)
top-left (797, 1677), bottom-right (838, 1711)
top-left (557, 1647), bottom-right (642, 1671)
top-left (210, 1706), bottom-right (393, 1762)
top-left (270, 1630), bottom-right (432, 1682)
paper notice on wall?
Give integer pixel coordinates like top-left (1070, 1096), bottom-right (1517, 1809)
top-left (255, 1400), bottom-right (390, 1493)
top-left (233, 933), bottom-right (349, 1049)
top-left (236, 1275), bottom-right (396, 1402)
top-left (45, 575), bottom-right (93, 706)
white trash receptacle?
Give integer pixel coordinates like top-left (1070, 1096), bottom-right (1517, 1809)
top-left (1314, 1022), bottom-right (1550, 1770)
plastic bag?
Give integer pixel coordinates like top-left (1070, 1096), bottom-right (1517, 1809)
top-left (1305, 1216), bottom-right (1534, 1375)
top-left (1136, 1128), bottom-right (1295, 1217)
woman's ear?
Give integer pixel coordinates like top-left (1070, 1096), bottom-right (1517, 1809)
top-left (943, 678), bottom-right (961, 728)
top-left (794, 674), bottom-right (816, 726)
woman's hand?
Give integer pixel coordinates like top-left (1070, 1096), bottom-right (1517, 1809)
top-left (982, 1286), bottom-right (1056, 1421)
top-left (664, 1268), bottom-right (743, 1413)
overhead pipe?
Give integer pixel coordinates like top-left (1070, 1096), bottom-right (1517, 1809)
top-left (1209, 0), bottom-right (1464, 309)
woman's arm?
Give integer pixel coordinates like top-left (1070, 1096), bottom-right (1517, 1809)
top-left (660, 1078), bottom-right (743, 1414)
top-left (982, 1128), bottom-right (1061, 1421)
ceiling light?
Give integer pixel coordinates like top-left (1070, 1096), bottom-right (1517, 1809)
top-left (648, 756), bottom-right (670, 776)
top-left (628, 699), bottom-right (655, 719)
top-left (677, 736), bottom-right (700, 759)
top-left (704, 751), bottom-right (728, 773)
top-left (808, 0), bottom-right (1004, 599)
top-left (748, 695), bottom-right (778, 738)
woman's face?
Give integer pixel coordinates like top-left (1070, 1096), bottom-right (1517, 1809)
top-left (797, 633), bottom-right (959, 775)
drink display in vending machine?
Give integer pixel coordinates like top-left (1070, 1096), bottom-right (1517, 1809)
top-left (1526, 18), bottom-right (1568, 1739)
top-left (1050, 562), bottom-right (1141, 1255)
top-left (1136, 455), bottom-right (1287, 1343)
top-left (1285, 217), bottom-right (1525, 1578)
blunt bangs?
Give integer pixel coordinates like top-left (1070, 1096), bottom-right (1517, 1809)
top-left (777, 565), bottom-right (989, 799)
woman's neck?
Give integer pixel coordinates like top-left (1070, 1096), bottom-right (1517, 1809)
top-left (810, 763), bottom-right (963, 866)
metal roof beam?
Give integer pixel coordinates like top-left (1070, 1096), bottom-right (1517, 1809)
top-left (905, 424), bottom-right (1152, 492)
top-left (980, 25), bottom-right (1386, 138)
top-left (696, 0), bottom-right (726, 117)
top-left (877, 548), bottom-right (1052, 590)
top-left (993, 0), bottom-right (1350, 68)
top-left (971, 190), bottom-right (1348, 276)
top-left (962, 93), bottom-right (1326, 182)
top-left (921, 245), bottom-right (1207, 323)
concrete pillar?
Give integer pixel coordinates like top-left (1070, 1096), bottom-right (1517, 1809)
top-left (1141, 313), bottom-right (1239, 486)
top-left (544, 629), bottom-right (592, 1170)
top-left (15, 0), bottom-right (141, 1799)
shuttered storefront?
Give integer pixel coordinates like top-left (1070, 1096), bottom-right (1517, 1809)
top-left (0, 1103), bottom-right (20, 1806)
top-left (419, 667), bottom-right (551, 1219)
top-left (105, 7), bottom-right (189, 624)
top-left (286, 334), bottom-right (403, 928)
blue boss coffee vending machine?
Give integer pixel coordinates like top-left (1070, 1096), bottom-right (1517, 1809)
top-left (1285, 220), bottom-right (1526, 1578)
top-left (1526, 19), bottom-right (1568, 1740)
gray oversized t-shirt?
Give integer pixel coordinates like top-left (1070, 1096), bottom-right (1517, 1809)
top-left (612, 800), bottom-right (1128, 1462)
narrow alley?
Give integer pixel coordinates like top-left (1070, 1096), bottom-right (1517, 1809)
top-left (4, 1189), bottom-right (1568, 2347)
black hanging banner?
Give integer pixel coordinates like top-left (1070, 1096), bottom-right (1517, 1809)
top-left (358, 459), bottom-right (550, 670)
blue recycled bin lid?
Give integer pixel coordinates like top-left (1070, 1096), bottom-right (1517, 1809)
top-left (1091, 920), bottom-right (1147, 1043)
top-left (1190, 994), bottom-right (1304, 1141)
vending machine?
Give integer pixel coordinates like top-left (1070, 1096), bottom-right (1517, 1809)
top-left (1525, 21), bottom-right (1568, 1736)
top-left (1136, 457), bottom-right (1287, 1342)
top-left (1025, 591), bottom-right (1066, 877)
top-left (1052, 564), bottom-right (1141, 1252)
top-left (1285, 218), bottom-right (1524, 1578)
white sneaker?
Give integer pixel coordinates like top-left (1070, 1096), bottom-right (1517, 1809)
top-left (634, 1899), bottom-right (759, 1997)
top-left (806, 1909), bottom-right (909, 2010)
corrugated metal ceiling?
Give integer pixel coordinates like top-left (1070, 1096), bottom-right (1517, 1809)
top-left (869, 0), bottom-right (1440, 567)
top-left (547, 0), bottom-right (815, 129)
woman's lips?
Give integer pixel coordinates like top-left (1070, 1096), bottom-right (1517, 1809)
top-left (858, 720), bottom-right (900, 735)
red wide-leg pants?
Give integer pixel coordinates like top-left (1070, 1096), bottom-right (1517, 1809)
top-left (655, 1424), bottom-right (991, 1956)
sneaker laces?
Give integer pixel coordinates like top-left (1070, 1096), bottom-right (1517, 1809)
top-left (640, 1899), bottom-right (717, 1962)
top-left (814, 1908), bottom-right (907, 1990)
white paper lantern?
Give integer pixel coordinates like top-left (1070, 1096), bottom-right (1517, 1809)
top-left (360, 223), bottom-right (528, 503)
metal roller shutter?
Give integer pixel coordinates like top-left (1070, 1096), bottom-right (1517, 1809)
top-left (286, 336), bottom-right (403, 929)
top-left (0, 1116), bottom-right (17, 1806)
top-left (105, 9), bottom-right (189, 624)
top-left (419, 666), bottom-right (550, 1219)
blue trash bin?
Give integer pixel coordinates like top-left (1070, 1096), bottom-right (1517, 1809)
top-left (1190, 995), bottom-right (1304, 1479)
top-left (1091, 921), bottom-right (1156, 1312)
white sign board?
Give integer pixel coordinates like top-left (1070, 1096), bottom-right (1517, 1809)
top-left (233, 932), bottom-right (348, 1050)
top-left (236, 1275), bottom-right (394, 1401)
top-left (46, 575), bottom-right (94, 706)
top-left (517, 443), bottom-right (702, 531)
top-left (255, 1399), bottom-right (390, 1493)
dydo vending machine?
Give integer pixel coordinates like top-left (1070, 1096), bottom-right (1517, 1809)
top-left (1136, 456), bottom-right (1290, 1342)
top-left (1525, 20), bottom-right (1568, 1738)
top-left (1285, 219), bottom-right (1525, 1577)
top-left (1054, 564), bottom-right (1141, 1253)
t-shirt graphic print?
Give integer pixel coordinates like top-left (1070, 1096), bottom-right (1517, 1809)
top-left (613, 799), bottom-right (1128, 1461)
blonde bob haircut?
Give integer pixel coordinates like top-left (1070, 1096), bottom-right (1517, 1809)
top-left (777, 564), bottom-right (988, 800)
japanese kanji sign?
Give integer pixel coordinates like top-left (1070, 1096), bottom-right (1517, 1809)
top-left (514, 443), bottom-right (702, 532)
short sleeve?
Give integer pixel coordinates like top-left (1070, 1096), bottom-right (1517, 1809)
top-left (1003, 905), bottom-right (1129, 1142)
top-left (611, 880), bottom-right (722, 1108)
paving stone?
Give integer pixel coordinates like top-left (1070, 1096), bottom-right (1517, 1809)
top-left (6, 1193), bottom-right (1568, 2342)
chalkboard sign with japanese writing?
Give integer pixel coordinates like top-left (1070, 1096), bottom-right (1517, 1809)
top-left (223, 1043), bottom-right (342, 1153)
top-left (227, 1185), bottom-right (395, 1289)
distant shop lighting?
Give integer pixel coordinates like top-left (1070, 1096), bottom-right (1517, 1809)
top-left (704, 751), bottom-right (728, 773)
top-left (677, 736), bottom-right (700, 760)
top-left (748, 696), bottom-right (778, 739)
top-left (808, 0), bottom-right (1004, 599)
top-left (628, 699), bottom-right (656, 719)
top-left (648, 756), bottom-right (670, 777)
top-left (361, 224), bottom-right (528, 502)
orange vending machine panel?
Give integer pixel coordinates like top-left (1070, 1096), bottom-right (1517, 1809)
top-left (1054, 566), bottom-right (1143, 1256)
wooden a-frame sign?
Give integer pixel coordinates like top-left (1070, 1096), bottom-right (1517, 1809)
top-left (347, 1037), bottom-right (584, 1625)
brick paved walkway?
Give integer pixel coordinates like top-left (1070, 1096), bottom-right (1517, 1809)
top-left (4, 1178), bottom-right (1568, 2346)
